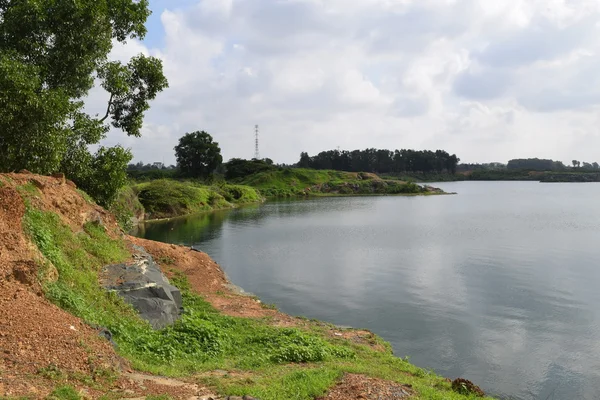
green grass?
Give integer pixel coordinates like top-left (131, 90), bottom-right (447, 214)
top-left (22, 201), bottom-right (490, 400)
top-left (16, 182), bottom-right (40, 197)
top-left (237, 168), bottom-right (430, 198)
top-left (46, 386), bottom-right (81, 400)
top-left (134, 180), bottom-right (262, 219)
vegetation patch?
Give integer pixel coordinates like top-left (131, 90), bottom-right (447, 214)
top-left (236, 168), bottom-right (433, 198)
top-left (47, 386), bottom-right (81, 400)
top-left (109, 186), bottom-right (145, 230)
top-left (136, 180), bottom-right (231, 219)
top-left (134, 180), bottom-right (262, 219)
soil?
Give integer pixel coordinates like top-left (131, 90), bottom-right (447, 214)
top-left (316, 373), bottom-right (413, 400)
top-left (0, 174), bottom-right (124, 398)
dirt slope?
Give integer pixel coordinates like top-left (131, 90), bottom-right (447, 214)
top-left (0, 174), bottom-right (123, 398)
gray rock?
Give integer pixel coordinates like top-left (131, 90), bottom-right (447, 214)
top-left (101, 245), bottom-right (182, 329)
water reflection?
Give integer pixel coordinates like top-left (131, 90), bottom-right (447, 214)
top-left (134, 182), bottom-right (600, 400)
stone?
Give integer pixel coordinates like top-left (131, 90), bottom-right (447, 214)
top-left (101, 245), bottom-right (182, 329)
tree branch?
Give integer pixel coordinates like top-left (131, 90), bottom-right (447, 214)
top-left (99, 93), bottom-right (114, 123)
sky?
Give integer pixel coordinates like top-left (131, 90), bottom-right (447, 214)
top-left (92, 0), bottom-right (600, 166)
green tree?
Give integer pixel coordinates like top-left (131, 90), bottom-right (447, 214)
top-left (175, 131), bottom-right (223, 179)
top-left (66, 146), bottom-right (133, 208)
top-left (0, 0), bottom-right (167, 204)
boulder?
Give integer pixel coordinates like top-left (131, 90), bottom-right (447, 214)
top-left (101, 245), bottom-right (182, 329)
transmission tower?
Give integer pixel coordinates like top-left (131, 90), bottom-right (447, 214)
top-left (254, 125), bottom-right (260, 160)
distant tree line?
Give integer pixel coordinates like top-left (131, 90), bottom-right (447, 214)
top-left (507, 159), bottom-right (567, 171)
top-left (297, 149), bottom-right (460, 174)
top-left (505, 158), bottom-right (600, 171)
top-left (457, 162), bottom-right (506, 172)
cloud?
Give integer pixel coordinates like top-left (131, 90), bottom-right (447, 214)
top-left (95, 0), bottom-right (600, 165)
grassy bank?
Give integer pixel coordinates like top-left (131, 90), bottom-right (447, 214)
top-left (125, 180), bottom-right (263, 221)
top-left (235, 168), bottom-right (440, 197)
top-left (20, 189), bottom-right (492, 399)
top-left (113, 169), bottom-right (444, 226)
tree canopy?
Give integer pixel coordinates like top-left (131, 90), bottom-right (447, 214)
top-left (175, 131), bottom-right (223, 179)
top-left (298, 148), bottom-right (460, 174)
top-left (507, 159), bottom-right (566, 171)
top-left (0, 0), bottom-right (168, 205)
top-left (224, 158), bottom-right (277, 180)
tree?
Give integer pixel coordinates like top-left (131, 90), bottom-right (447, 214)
top-left (0, 0), bottom-right (167, 204)
top-left (572, 160), bottom-right (579, 168)
top-left (298, 152), bottom-right (311, 168)
top-left (175, 131), bottom-right (223, 178)
top-left (593, 162), bottom-right (599, 170)
top-left (224, 158), bottom-right (276, 180)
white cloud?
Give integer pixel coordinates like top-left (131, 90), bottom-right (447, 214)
top-left (96, 0), bottom-right (600, 165)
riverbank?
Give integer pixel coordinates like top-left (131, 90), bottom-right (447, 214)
top-left (0, 172), bottom-right (490, 399)
top-left (117, 169), bottom-right (446, 227)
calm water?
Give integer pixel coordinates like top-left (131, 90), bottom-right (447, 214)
top-left (135, 182), bottom-right (600, 400)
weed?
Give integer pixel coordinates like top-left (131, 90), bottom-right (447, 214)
top-left (47, 386), bottom-right (80, 400)
top-left (158, 256), bottom-right (175, 265)
top-left (145, 396), bottom-right (172, 400)
top-left (261, 303), bottom-right (278, 311)
top-left (37, 364), bottom-right (65, 381)
top-left (16, 183), bottom-right (39, 198)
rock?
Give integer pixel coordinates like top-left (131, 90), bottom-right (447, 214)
top-left (66, 179), bottom-right (77, 188)
top-left (19, 169), bottom-right (31, 174)
top-left (101, 245), bottom-right (182, 329)
top-left (243, 396), bottom-right (258, 400)
top-left (451, 378), bottom-right (485, 397)
top-left (227, 397), bottom-right (243, 400)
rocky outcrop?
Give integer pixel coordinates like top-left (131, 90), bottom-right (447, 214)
top-left (101, 245), bottom-right (182, 329)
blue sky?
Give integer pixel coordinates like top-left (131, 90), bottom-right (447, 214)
top-left (98, 0), bottom-right (600, 166)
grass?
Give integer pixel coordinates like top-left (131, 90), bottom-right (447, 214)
top-left (134, 180), bottom-right (262, 220)
top-left (236, 168), bottom-right (431, 198)
top-left (21, 200), bottom-right (491, 400)
top-left (47, 386), bottom-right (81, 400)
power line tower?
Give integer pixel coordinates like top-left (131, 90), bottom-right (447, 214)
top-left (254, 124), bottom-right (260, 160)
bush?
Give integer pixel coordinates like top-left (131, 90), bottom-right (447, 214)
top-left (64, 145), bottom-right (133, 208)
top-left (224, 158), bottom-right (277, 180)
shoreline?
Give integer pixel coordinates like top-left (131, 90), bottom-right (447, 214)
top-left (138, 189), bottom-right (453, 224)
top-left (129, 236), bottom-right (492, 399)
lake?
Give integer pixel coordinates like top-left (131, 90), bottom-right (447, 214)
top-left (134, 181), bottom-right (600, 400)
